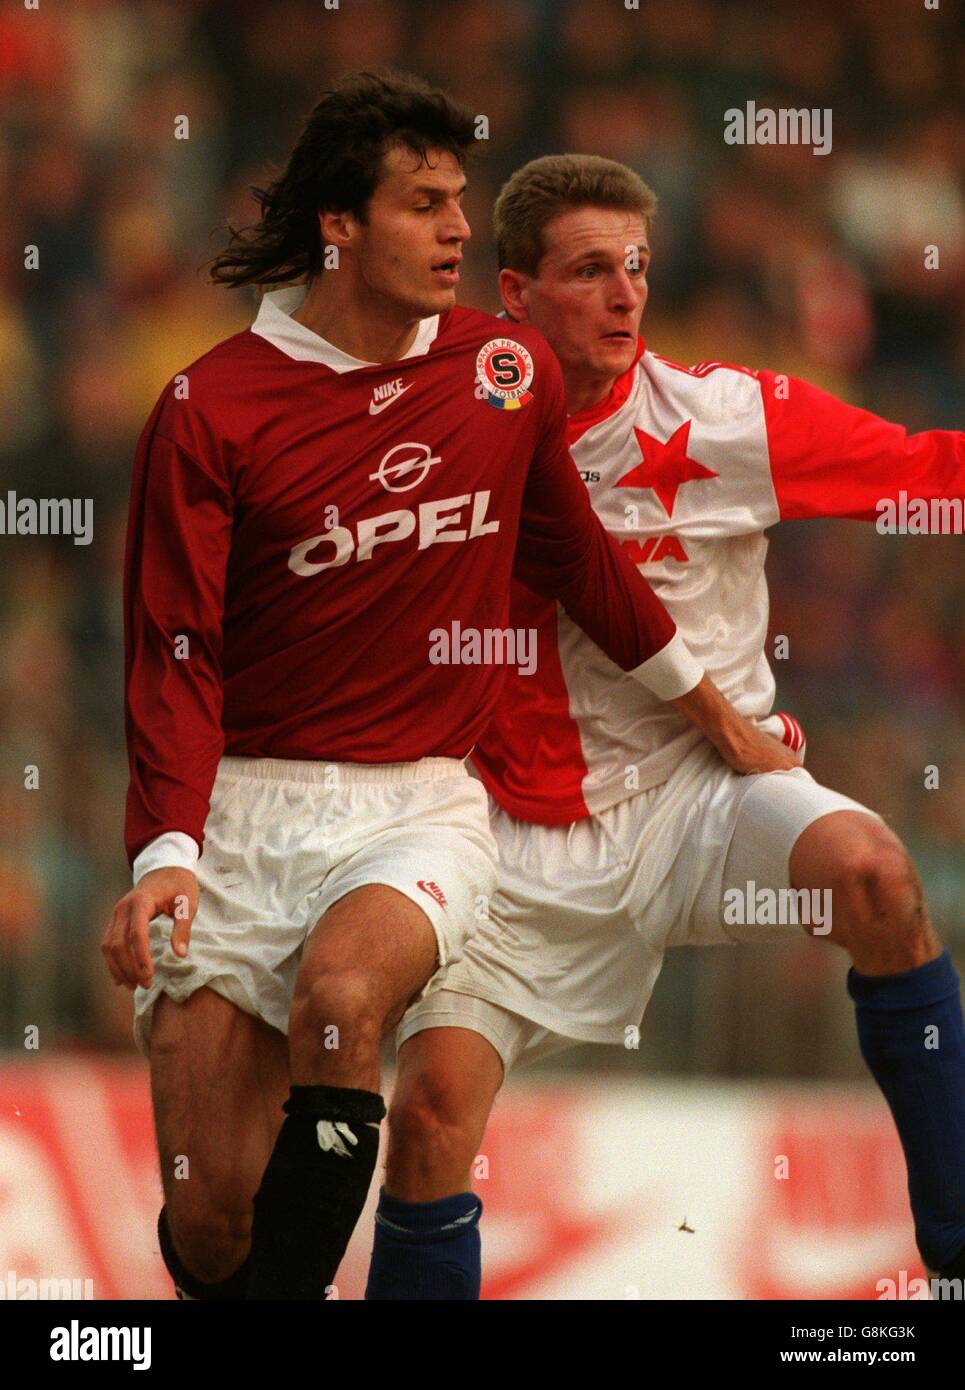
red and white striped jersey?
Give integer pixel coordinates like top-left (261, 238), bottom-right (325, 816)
top-left (472, 341), bottom-right (964, 825)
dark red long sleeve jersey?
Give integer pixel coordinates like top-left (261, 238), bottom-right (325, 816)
top-left (123, 295), bottom-right (686, 866)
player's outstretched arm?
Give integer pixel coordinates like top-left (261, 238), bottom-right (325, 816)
top-left (757, 369), bottom-right (964, 522)
top-left (102, 867), bottom-right (199, 990)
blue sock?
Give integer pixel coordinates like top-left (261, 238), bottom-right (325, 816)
top-left (848, 949), bottom-right (965, 1272)
top-left (365, 1188), bottom-right (482, 1300)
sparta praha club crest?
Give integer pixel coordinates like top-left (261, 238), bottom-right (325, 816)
top-left (476, 338), bottom-right (535, 410)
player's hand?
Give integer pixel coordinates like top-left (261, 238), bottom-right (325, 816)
top-left (101, 868), bottom-right (199, 990)
top-left (718, 722), bottom-right (802, 775)
top-left (671, 675), bottom-right (803, 775)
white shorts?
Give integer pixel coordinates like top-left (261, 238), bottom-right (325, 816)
top-left (133, 755), bottom-right (498, 1056)
top-left (397, 741), bottom-right (879, 1072)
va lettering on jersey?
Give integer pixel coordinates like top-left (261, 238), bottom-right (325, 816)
top-left (621, 535), bottom-right (690, 565)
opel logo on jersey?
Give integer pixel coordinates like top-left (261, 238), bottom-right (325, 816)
top-left (475, 338), bottom-right (535, 411)
top-left (288, 490), bottom-right (500, 575)
top-left (369, 441), bottom-right (442, 492)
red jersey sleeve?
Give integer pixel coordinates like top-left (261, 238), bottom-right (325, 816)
top-left (757, 370), bottom-right (965, 521)
top-left (123, 404), bottom-right (234, 867)
top-left (514, 349), bottom-right (701, 698)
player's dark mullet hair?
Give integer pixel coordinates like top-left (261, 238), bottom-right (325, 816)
top-left (208, 69), bottom-right (477, 289)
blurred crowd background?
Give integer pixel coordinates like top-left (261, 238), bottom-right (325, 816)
top-left (1, 0), bottom-right (962, 1075)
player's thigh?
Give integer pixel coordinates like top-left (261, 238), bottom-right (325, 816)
top-left (294, 878), bottom-right (442, 1034)
top-left (386, 1023), bottom-right (504, 1199)
top-left (714, 769), bottom-right (880, 943)
top-left (150, 987), bottom-right (290, 1216)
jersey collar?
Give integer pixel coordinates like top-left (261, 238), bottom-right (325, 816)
top-left (251, 283), bottom-right (441, 372)
top-left (566, 336), bottom-right (646, 446)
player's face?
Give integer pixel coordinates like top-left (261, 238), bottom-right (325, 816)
top-left (504, 207), bottom-right (649, 385)
top-left (354, 145), bottom-right (470, 319)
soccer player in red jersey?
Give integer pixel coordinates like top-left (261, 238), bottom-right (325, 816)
top-left (369, 154), bottom-right (965, 1299)
top-left (102, 77), bottom-right (793, 1301)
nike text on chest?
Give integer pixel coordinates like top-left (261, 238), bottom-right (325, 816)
top-left (369, 378), bottom-right (412, 414)
top-left (288, 490), bottom-right (500, 574)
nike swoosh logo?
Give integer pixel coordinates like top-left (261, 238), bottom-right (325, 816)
top-left (369, 384), bottom-right (413, 415)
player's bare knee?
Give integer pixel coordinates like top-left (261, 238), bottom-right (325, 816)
top-left (827, 825), bottom-right (928, 949)
top-left (290, 968), bottom-right (381, 1058)
top-left (388, 1070), bottom-right (477, 1170)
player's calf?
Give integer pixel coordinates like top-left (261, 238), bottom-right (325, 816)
top-left (163, 1184), bottom-right (252, 1286)
top-left (158, 1205), bottom-right (251, 1300)
top-left (149, 989), bottom-right (290, 1298)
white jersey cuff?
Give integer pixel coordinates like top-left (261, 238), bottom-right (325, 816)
top-left (628, 630), bottom-right (704, 702)
top-left (132, 832), bottom-right (200, 884)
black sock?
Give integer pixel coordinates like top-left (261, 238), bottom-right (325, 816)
top-left (247, 1084), bottom-right (386, 1300)
top-left (157, 1206), bottom-right (251, 1300)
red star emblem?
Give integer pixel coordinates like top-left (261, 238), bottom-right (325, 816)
top-left (615, 420), bottom-right (718, 517)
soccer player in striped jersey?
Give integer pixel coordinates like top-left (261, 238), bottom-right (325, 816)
top-left (102, 82), bottom-right (792, 1301)
top-left (370, 154), bottom-right (965, 1299)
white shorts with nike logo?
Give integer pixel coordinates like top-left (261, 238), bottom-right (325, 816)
top-left (396, 740), bottom-right (879, 1073)
top-left (132, 755), bottom-right (497, 1056)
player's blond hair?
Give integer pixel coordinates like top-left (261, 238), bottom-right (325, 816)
top-left (494, 154), bottom-right (657, 276)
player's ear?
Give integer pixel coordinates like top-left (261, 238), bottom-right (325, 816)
top-left (499, 268), bottom-right (530, 322)
top-left (319, 208), bottom-right (355, 250)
